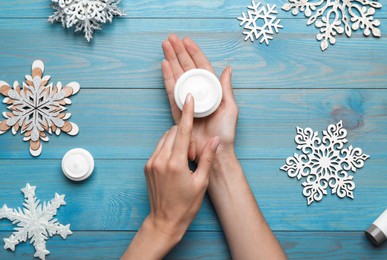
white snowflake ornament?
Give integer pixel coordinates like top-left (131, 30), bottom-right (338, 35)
top-left (282, 0), bottom-right (382, 51)
top-left (0, 184), bottom-right (72, 260)
top-left (281, 121), bottom-right (369, 205)
top-left (238, 1), bottom-right (283, 45)
top-left (48, 0), bottom-right (125, 42)
top-left (0, 60), bottom-right (80, 157)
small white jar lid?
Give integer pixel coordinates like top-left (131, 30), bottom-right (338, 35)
top-left (62, 148), bottom-right (94, 181)
top-left (174, 69), bottom-right (222, 118)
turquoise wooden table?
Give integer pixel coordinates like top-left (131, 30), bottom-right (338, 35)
top-left (1, 0), bottom-right (387, 259)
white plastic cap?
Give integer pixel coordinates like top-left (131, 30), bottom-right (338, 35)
top-left (174, 69), bottom-right (222, 118)
top-left (366, 209), bottom-right (387, 246)
top-left (62, 148), bottom-right (94, 181)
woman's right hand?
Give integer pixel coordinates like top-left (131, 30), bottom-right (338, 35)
top-left (122, 94), bottom-right (220, 260)
top-left (144, 93), bottom-right (220, 241)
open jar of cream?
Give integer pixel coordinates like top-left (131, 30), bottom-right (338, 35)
top-left (174, 69), bottom-right (222, 118)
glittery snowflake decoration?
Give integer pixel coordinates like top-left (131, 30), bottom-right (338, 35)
top-left (48, 0), bottom-right (125, 42)
top-left (0, 60), bottom-right (80, 157)
top-left (281, 121), bottom-right (369, 205)
top-left (238, 1), bottom-right (283, 45)
top-left (282, 0), bottom-right (382, 51)
top-left (0, 184), bottom-right (72, 260)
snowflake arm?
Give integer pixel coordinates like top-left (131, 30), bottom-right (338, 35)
top-left (0, 184), bottom-right (71, 260)
top-left (295, 126), bottom-right (321, 154)
top-left (280, 153), bottom-right (311, 180)
top-left (0, 60), bottom-right (80, 156)
top-left (302, 174), bottom-right (328, 205)
top-left (341, 145), bottom-right (369, 172)
top-left (281, 121), bottom-right (369, 205)
top-left (282, 0), bottom-right (382, 50)
top-left (48, 0), bottom-right (125, 42)
top-left (328, 171), bottom-right (355, 198)
top-left (350, 2), bottom-right (381, 37)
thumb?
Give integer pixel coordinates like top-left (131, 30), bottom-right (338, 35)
top-left (220, 66), bottom-right (235, 103)
top-left (195, 137), bottom-right (221, 183)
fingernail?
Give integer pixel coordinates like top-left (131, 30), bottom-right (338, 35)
top-left (169, 34), bottom-right (177, 41)
top-left (229, 66), bottom-right (232, 77)
top-left (185, 93), bottom-right (192, 104)
top-left (211, 137), bottom-right (220, 152)
top-left (184, 37), bottom-right (191, 45)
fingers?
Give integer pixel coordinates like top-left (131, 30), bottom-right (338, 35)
top-left (171, 94), bottom-right (194, 160)
top-left (168, 34), bottom-right (196, 72)
top-left (188, 138), bottom-right (197, 161)
top-left (183, 37), bottom-right (215, 74)
top-left (145, 130), bottom-right (171, 211)
top-left (220, 66), bottom-right (235, 103)
top-left (195, 137), bottom-right (220, 184)
top-left (149, 130), bottom-right (169, 163)
top-left (162, 60), bottom-right (181, 123)
top-left (144, 170), bottom-right (154, 211)
top-left (162, 40), bottom-right (184, 80)
top-left (159, 126), bottom-right (178, 160)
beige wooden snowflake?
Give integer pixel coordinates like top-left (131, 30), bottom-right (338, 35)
top-left (0, 60), bottom-right (80, 156)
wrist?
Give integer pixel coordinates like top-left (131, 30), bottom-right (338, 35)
top-left (145, 215), bottom-right (185, 247)
top-left (208, 144), bottom-right (245, 193)
top-left (212, 145), bottom-right (238, 173)
top-left (121, 216), bottom-right (184, 260)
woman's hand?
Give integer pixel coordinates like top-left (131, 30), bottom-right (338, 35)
top-left (162, 34), bottom-right (238, 162)
top-left (122, 94), bottom-right (220, 260)
top-left (161, 36), bottom-right (286, 260)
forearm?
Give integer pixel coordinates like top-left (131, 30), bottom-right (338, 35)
top-left (208, 149), bottom-right (286, 260)
top-left (121, 216), bottom-right (182, 260)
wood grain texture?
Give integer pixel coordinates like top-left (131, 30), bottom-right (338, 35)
top-left (0, 0), bottom-right (386, 18)
top-left (0, 231), bottom-right (385, 259)
top-left (1, 1), bottom-right (386, 259)
top-left (0, 19), bottom-right (386, 89)
top-left (0, 159), bottom-right (385, 231)
top-left (1, 89), bottom-right (386, 159)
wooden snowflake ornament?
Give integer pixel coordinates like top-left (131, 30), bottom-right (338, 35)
top-left (0, 60), bottom-right (80, 157)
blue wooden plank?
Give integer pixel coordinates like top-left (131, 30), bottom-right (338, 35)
top-left (1, 89), bottom-right (386, 160)
top-left (0, 159), bottom-right (385, 231)
top-left (0, 0), bottom-right (386, 18)
top-left (0, 19), bottom-right (386, 89)
top-left (0, 231), bottom-right (385, 259)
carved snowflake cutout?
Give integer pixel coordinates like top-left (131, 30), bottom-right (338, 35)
top-left (0, 60), bottom-right (80, 157)
top-left (0, 184), bottom-right (72, 260)
top-left (48, 0), bottom-right (125, 42)
top-left (281, 121), bottom-right (369, 205)
top-left (282, 0), bottom-right (382, 51)
top-left (238, 1), bottom-right (283, 45)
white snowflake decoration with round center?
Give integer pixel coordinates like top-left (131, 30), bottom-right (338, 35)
top-left (281, 121), bottom-right (369, 205)
top-left (282, 0), bottom-right (382, 51)
top-left (238, 1), bottom-right (283, 45)
top-left (0, 60), bottom-right (80, 157)
top-left (48, 0), bottom-right (125, 42)
top-left (0, 184), bottom-right (72, 260)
